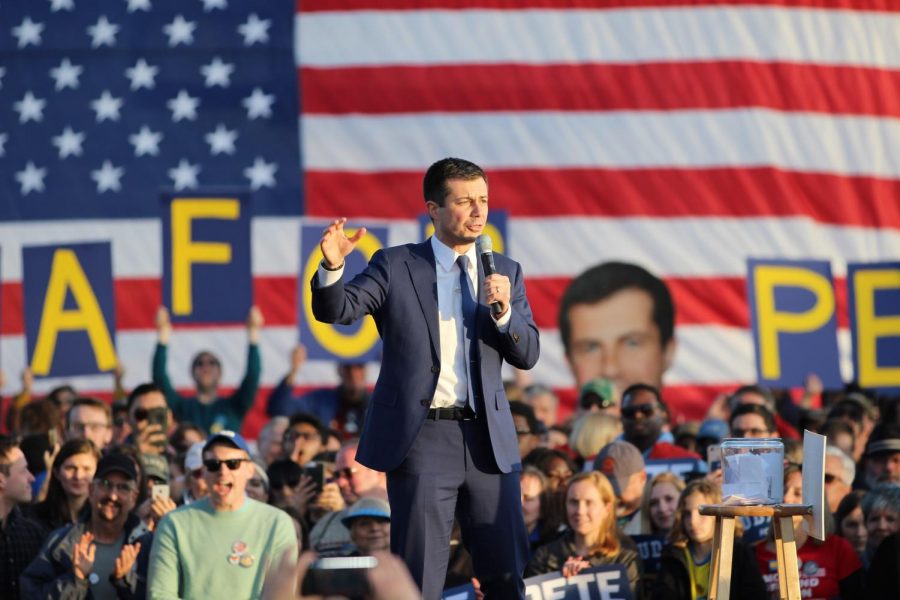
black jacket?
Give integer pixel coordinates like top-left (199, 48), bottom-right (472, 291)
top-left (650, 538), bottom-right (766, 600)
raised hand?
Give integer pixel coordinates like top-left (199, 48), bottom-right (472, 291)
top-left (561, 555), bottom-right (589, 578)
top-left (247, 305), bottom-right (264, 343)
top-left (112, 542), bottom-right (141, 580)
top-left (73, 532), bottom-right (96, 580)
top-left (155, 306), bottom-right (172, 344)
top-left (319, 217), bottom-right (366, 269)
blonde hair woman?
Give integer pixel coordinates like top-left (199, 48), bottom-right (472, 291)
top-left (639, 471), bottom-right (686, 536)
top-left (525, 471), bottom-right (640, 597)
top-left (568, 412), bottom-right (622, 463)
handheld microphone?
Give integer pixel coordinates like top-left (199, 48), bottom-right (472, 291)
top-left (477, 235), bottom-right (503, 317)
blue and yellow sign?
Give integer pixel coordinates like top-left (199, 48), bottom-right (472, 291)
top-left (747, 259), bottom-right (842, 388)
top-left (298, 224), bottom-right (387, 362)
top-left (419, 210), bottom-right (509, 255)
top-left (22, 242), bottom-right (117, 378)
top-left (848, 262), bottom-right (900, 393)
top-left (161, 192), bottom-right (251, 323)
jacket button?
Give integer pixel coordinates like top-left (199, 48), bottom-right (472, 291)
top-left (420, 399), bottom-right (430, 407)
top-left (431, 365), bottom-right (440, 373)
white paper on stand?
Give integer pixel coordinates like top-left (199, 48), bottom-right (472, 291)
top-left (722, 451), bottom-right (784, 505)
top-left (802, 430), bottom-right (827, 540)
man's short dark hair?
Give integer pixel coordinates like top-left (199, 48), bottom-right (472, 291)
top-left (287, 412), bottom-right (327, 445)
top-left (423, 157), bottom-right (487, 206)
top-left (0, 435), bottom-right (18, 476)
top-left (127, 382), bottom-right (164, 412)
top-left (729, 403), bottom-right (777, 434)
top-left (510, 401), bottom-right (544, 435)
top-left (67, 397), bottom-right (112, 425)
top-left (621, 383), bottom-right (669, 416)
top-left (557, 262), bottom-right (674, 354)
top-left (729, 384), bottom-right (776, 412)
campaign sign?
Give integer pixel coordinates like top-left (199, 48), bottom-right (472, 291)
top-left (740, 515), bottom-right (771, 545)
top-left (419, 210), bottom-right (509, 255)
top-left (747, 259), bottom-right (842, 388)
top-left (22, 242), bottom-right (117, 377)
top-left (161, 191), bottom-right (252, 323)
top-left (442, 583), bottom-right (476, 600)
top-left (644, 458), bottom-right (705, 480)
top-left (298, 224), bottom-right (387, 361)
top-left (847, 262), bottom-right (900, 393)
top-left (523, 564), bottom-right (633, 600)
top-left (631, 534), bottom-right (666, 574)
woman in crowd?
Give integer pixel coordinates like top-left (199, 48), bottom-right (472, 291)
top-left (26, 439), bottom-right (100, 532)
top-left (639, 471), bottom-right (686, 537)
top-left (525, 471), bottom-right (641, 598)
top-left (755, 464), bottom-right (864, 599)
top-left (834, 490), bottom-right (867, 560)
top-left (652, 480), bottom-right (765, 600)
top-left (568, 412), bottom-right (622, 465)
top-left (520, 466), bottom-right (563, 558)
top-left (862, 483), bottom-right (900, 564)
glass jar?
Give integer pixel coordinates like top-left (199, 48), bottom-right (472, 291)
top-left (721, 438), bottom-right (784, 505)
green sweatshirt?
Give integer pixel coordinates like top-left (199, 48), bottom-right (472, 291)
top-left (148, 497), bottom-right (297, 600)
top-left (152, 343), bottom-right (261, 434)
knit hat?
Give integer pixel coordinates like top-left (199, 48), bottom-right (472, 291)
top-left (592, 441), bottom-right (645, 497)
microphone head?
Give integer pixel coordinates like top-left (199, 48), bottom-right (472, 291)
top-left (476, 234), bottom-right (493, 254)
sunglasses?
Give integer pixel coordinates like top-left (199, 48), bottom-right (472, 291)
top-left (621, 404), bottom-right (657, 419)
top-left (203, 458), bottom-right (250, 472)
top-left (95, 479), bottom-right (135, 494)
top-left (335, 467), bottom-right (358, 480)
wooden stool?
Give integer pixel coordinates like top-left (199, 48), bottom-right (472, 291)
top-left (699, 503), bottom-right (812, 600)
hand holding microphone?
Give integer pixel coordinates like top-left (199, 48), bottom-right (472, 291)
top-left (477, 235), bottom-right (510, 319)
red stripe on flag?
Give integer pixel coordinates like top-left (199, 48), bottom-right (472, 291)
top-left (305, 168), bottom-right (900, 229)
top-left (302, 62), bottom-right (900, 117)
top-left (298, 0), bottom-right (899, 12)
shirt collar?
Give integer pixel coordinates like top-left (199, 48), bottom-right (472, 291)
top-left (430, 235), bottom-right (477, 272)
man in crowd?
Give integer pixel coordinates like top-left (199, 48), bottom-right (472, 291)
top-left (621, 384), bottom-right (700, 459)
top-left (22, 453), bottom-right (144, 598)
top-left (824, 445), bottom-right (855, 513)
top-left (861, 423), bottom-right (900, 489)
top-left (268, 345), bottom-right (371, 439)
top-left (127, 383), bottom-right (172, 456)
top-left (510, 401), bottom-right (544, 460)
top-left (0, 436), bottom-right (44, 600)
top-left (558, 261), bottom-right (676, 404)
top-left (152, 305), bottom-right (263, 434)
top-left (593, 440), bottom-right (647, 534)
top-left (284, 412), bottom-right (327, 467)
top-left (729, 403), bottom-right (778, 439)
top-left (521, 383), bottom-right (559, 428)
top-left (149, 430), bottom-right (297, 599)
top-left (66, 398), bottom-right (113, 451)
top-left (728, 384), bottom-right (799, 440)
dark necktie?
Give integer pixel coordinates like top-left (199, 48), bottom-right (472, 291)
top-left (457, 255), bottom-right (479, 413)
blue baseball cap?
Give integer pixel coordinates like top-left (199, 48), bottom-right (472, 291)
top-left (341, 497), bottom-right (391, 527)
top-left (697, 419), bottom-right (729, 442)
top-left (203, 430), bottom-right (252, 455)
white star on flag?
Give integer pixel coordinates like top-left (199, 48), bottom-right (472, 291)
top-left (168, 159), bottom-right (201, 190)
top-left (125, 59), bottom-right (159, 90)
top-left (129, 126), bottom-right (163, 156)
top-left (205, 124), bottom-right (238, 155)
top-left (163, 15), bottom-right (196, 47)
top-left (92, 161), bottom-right (125, 193)
top-left (91, 90), bottom-right (124, 122)
top-left (242, 88), bottom-right (275, 119)
top-left (0, 133), bottom-right (8, 157)
top-left (167, 90), bottom-right (200, 122)
top-left (201, 0), bottom-right (227, 11)
top-left (52, 127), bottom-right (86, 159)
top-left (200, 57), bottom-right (234, 88)
top-left (238, 14), bottom-right (271, 46)
top-left (16, 162), bottom-right (47, 195)
top-left (50, 58), bottom-right (83, 91)
top-left (14, 92), bottom-right (46, 123)
top-left (127, 0), bottom-right (152, 12)
top-left (12, 17), bottom-right (44, 48)
top-left (50, 0), bottom-right (75, 11)
top-left (244, 157), bottom-right (277, 190)
top-left (87, 16), bottom-right (119, 48)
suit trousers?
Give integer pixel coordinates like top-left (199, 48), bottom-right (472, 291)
top-left (387, 416), bottom-right (528, 599)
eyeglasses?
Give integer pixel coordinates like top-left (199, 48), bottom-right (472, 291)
top-left (621, 404), bottom-right (657, 419)
top-left (203, 458), bottom-right (250, 472)
top-left (95, 479), bottom-right (135, 494)
top-left (284, 430), bottom-right (319, 442)
top-left (69, 422), bottom-right (110, 433)
top-left (732, 428), bottom-right (770, 438)
top-left (335, 467), bottom-right (358, 480)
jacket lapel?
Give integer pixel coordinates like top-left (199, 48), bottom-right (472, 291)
top-left (407, 242), bottom-right (440, 359)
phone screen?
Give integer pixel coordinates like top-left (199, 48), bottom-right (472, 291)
top-left (152, 484), bottom-right (170, 500)
top-left (301, 556), bottom-right (376, 598)
top-left (303, 463), bottom-right (325, 492)
top-left (707, 444), bottom-right (722, 472)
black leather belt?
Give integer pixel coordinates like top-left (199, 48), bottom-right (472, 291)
top-left (427, 407), bottom-right (476, 421)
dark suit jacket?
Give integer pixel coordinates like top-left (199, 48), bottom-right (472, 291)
top-left (311, 240), bottom-right (540, 473)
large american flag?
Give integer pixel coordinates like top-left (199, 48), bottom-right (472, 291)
top-left (2, 0), bottom-right (899, 435)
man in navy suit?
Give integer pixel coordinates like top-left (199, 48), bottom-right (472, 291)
top-left (312, 157), bottom-right (540, 598)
